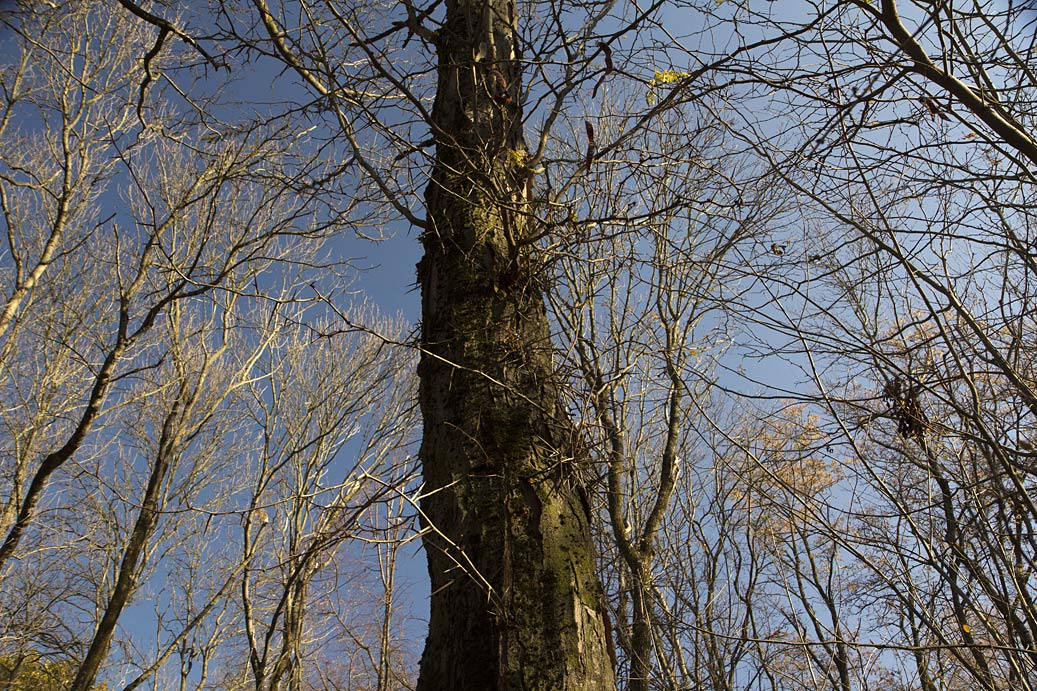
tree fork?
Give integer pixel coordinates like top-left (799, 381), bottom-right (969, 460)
top-left (415, 1), bottom-right (616, 689)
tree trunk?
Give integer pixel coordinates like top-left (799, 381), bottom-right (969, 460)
top-left (628, 575), bottom-right (653, 691)
top-left (416, 1), bottom-right (616, 689)
top-left (70, 390), bottom-right (186, 691)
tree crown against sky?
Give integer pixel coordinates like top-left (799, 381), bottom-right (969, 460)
top-left (2, 0), bottom-right (1037, 690)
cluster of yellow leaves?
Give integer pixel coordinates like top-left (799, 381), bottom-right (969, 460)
top-left (646, 69), bottom-right (692, 105)
top-left (652, 69), bottom-right (690, 85)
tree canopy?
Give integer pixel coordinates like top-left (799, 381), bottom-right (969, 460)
top-left (1, 0), bottom-right (1037, 689)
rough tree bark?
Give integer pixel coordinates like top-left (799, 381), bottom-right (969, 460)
top-left (416, 1), bottom-right (616, 689)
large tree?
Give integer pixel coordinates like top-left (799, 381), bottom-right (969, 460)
top-left (415, 0), bottom-right (616, 687)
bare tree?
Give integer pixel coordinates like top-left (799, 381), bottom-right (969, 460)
top-left (233, 307), bottom-right (417, 691)
top-left (0, 5), bottom-right (419, 691)
top-left (628, 1), bottom-right (1037, 690)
